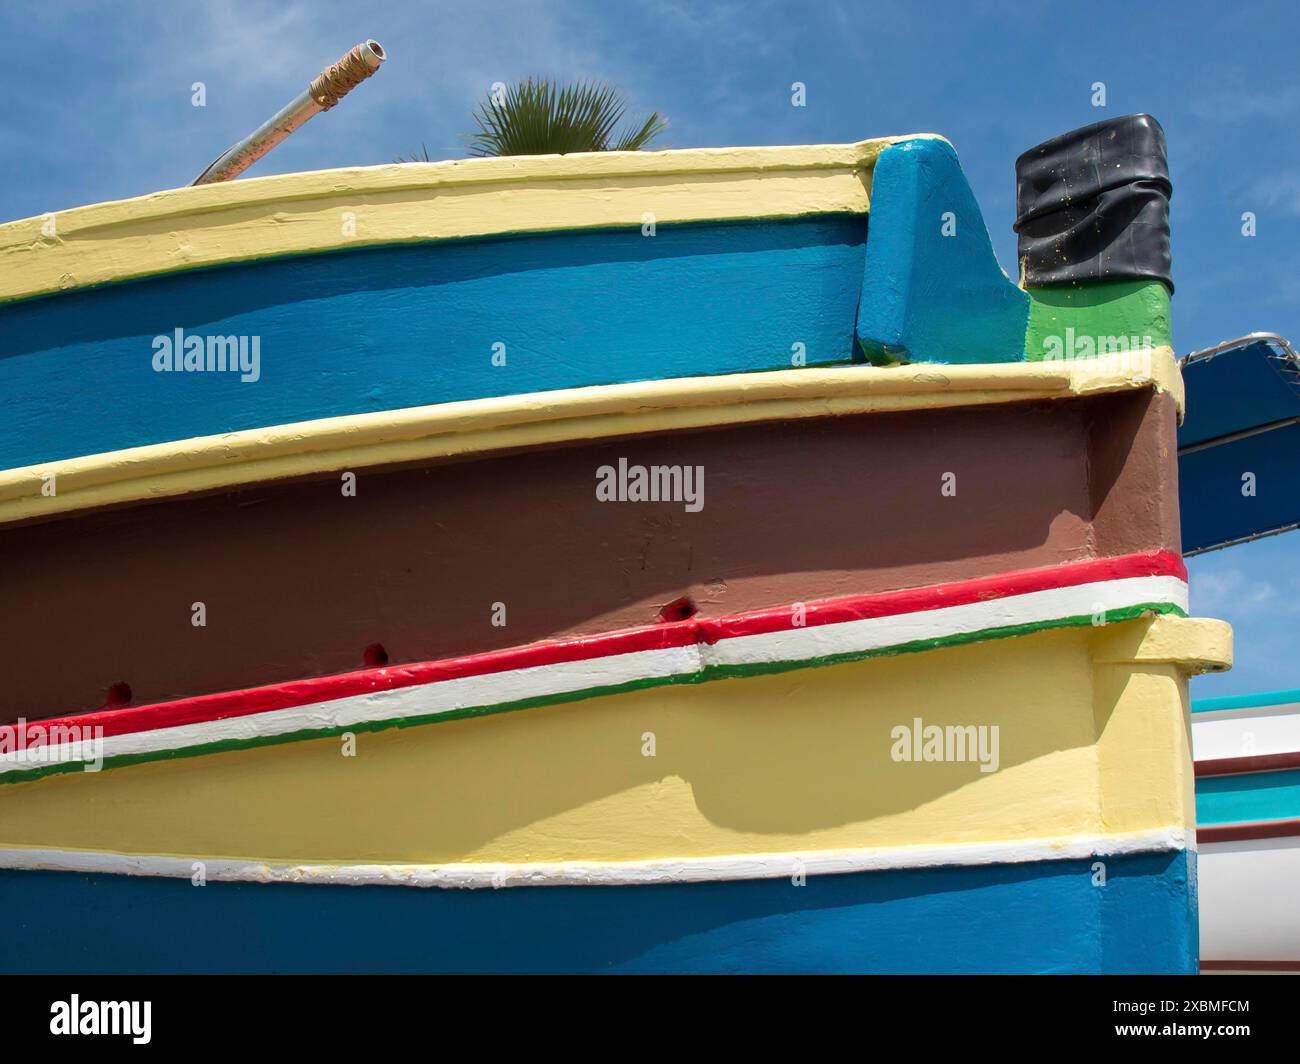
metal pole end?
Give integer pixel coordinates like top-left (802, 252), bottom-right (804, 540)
top-left (310, 40), bottom-right (386, 111)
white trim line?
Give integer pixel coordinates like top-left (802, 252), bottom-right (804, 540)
top-left (1191, 700), bottom-right (1300, 762)
top-left (707, 574), bottom-right (1186, 666)
top-left (0, 827), bottom-right (1193, 889)
top-left (0, 574), bottom-right (1187, 775)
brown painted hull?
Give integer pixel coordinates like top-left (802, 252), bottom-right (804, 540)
top-left (1, 389), bottom-right (1179, 722)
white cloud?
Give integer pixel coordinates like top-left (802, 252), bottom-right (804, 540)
top-left (1190, 567), bottom-right (1276, 617)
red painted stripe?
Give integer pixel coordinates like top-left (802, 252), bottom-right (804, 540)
top-left (696, 549), bottom-right (1183, 641)
top-left (1198, 817), bottom-right (1300, 843)
top-left (2, 550), bottom-right (1184, 748)
top-left (1200, 959), bottom-right (1300, 971)
top-left (1196, 751), bottom-right (1300, 778)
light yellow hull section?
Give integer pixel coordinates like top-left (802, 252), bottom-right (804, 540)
top-left (0, 617), bottom-right (1218, 867)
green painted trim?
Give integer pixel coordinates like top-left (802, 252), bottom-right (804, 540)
top-left (2, 602), bottom-right (1184, 786)
top-left (1023, 280), bottom-right (1172, 362)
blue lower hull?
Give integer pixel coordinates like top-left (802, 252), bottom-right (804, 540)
top-left (0, 850), bottom-right (1196, 973)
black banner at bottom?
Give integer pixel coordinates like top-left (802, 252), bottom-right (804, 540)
top-left (0, 973), bottom-right (1286, 1050)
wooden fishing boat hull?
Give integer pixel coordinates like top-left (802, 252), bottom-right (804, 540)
top-left (0, 143), bottom-right (901, 471)
top-left (0, 132), bottom-right (1043, 474)
top-left (3, 611), bottom-right (1219, 973)
top-left (0, 377), bottom-right (1181, 724)
top-left (0, 354), bottom-right (1222, 972)
top-left (1194, 691), bottom-right (1300, 972)
top-left (0, 118), bottom-right (1222, 974)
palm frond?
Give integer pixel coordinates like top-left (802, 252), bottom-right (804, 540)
top-left (395, 143), bottom-right (431, 163)
top-left (611, 111), bottom-right (668, 152)
top-left (465, 78), bottom-right (667, 157)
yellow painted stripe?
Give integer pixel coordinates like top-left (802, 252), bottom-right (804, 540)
top-left (1, 349), bottom-right (1182, 526)
top-left (0, 618), bottom-right (1205, 866)
top-left (0, 136), bottom-right (938, 305)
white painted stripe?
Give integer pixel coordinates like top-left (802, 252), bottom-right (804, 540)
top-left (1193, 701), bottom-right (1300, 762)
top-left (0, 827), bottom-right (1192, 889)
top-left (0, 574), bottom-right (1186, 775)
top-left (0, 645), bottom-right (700, 774)
top-left (706, 575), bottom-right (1187, 667)
top-left (1199, 834), bottom-right (1300, 962)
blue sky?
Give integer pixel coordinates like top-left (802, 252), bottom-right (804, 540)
top-left (2, 0), bottom-right (1296, 697)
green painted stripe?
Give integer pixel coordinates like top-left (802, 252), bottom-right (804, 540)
top-left (1024, 280), bottom-right (1172, 362)
top-left (2, 602), bottom-right (1183, 785)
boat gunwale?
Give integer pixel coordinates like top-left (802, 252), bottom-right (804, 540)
top-left (0, 135), bottom-right (943, 306)
top-left (0, 350), bottom-right (1183, 527)
top-left (0, 135), bottom-right (926, 232)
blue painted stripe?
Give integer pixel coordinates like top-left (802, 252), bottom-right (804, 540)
top-left (0, 850), bottom-right (1194, 973)
top-left (1192, 686), bottom-right (1300, 714)
top-left (1179, 422), bottom-right (1300, 554)
top-left (855, 138), bottom-right (1028, 365)
top-left (1196, 767), bottom-right (1300, 825)
top-left (1178, 337), bottom-right (1300, 449)
top-left (0, 218), bottom-right (867, 469)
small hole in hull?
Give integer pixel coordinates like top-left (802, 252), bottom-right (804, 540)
top-left (657, 596), bottom-right (698, 623)
top-left (105, 682), bottom-right (132, 708)
top-left (364, 643), bottom-right (390, 667)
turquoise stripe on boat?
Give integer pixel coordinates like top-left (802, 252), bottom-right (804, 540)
top-left (1196, 767), bottom-right (1300, 824)
top-left (0, 849), bottom-right (1195, 974)
top-left (0, 217), bottom-right (867, 470)
top-left (1192, 686), bottom-right (1300, 714)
